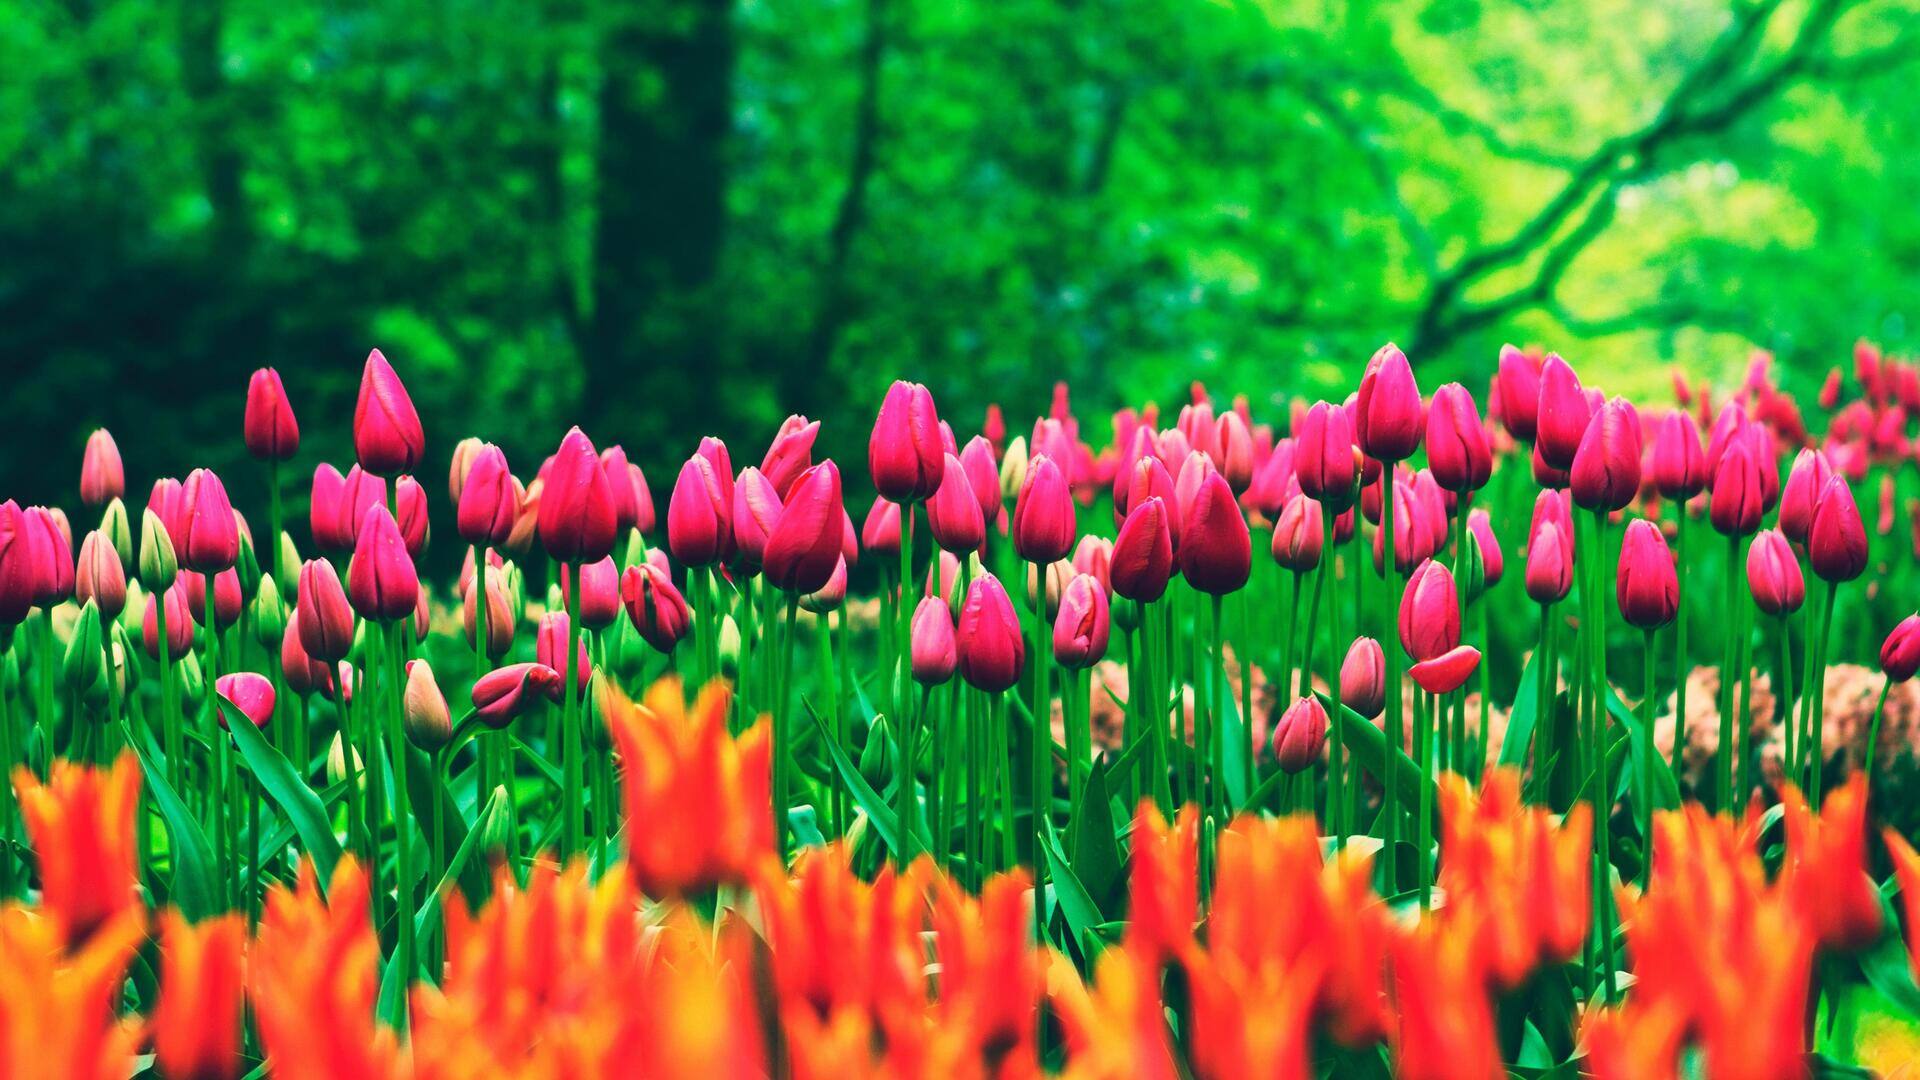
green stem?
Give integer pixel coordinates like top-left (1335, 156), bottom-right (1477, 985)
top-left (1029, 559), bottom-right (1051, 939)
top-left (1380, 472), bottom-right (1401, 895)
top-left (779, 595), bottom-right (801, 860)
top-left (1810, 580), bottom-right (1839, 805)
top-left (1322, 506), bottom-right (1346, 845)
top-left (1674, 509), bottom-right (1689, 782)
top-left (1211, 594), bottom-right (1228, 817)
top-left (1864, 677), bottom-right (1892, 781)
top-left (385, 624), bottom-right (416, 983)
top-left (1640, 629), bottom-right (1656, 887)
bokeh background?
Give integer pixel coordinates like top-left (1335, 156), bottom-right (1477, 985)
top-left (5, 0), bottom-right (1918, 512)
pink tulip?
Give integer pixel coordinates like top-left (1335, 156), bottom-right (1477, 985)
top-left (79, 429), bottom-right (123, 508)
top-left (1271, 493), bottom-right (1324, 573)
top-left (764, 461), bottom-right (845, 595)
top-left (957, 573), bottom-right (1025, 693)
top-left (297, 559), bottom-right (355, 662)
top-left (1569, 397), bottom-right (1642, 512)
top-left (1808, 476), bottom-right (1867, 583)
top-left (667, 454), bottom-right (732, 568)
top-left (1426, 383), bottom-right (1491, 493)
top-left (347, 505), bottom-right (418, 622)
top-left (730, 467), bottom-right (783, 573)
top-left (927, 453), bottom-right (987, 554)
top-left (621, 562), bottom-right (692, 654)
top-left (456, 444), bottom-right (517, 547)
top-left (536, 611), bottom-right (591, 695)
top-left (214, 672), bottom-right (276, 730)
top-left (142, 583), bottom-right (197, 662)
top-left (1747, 529), bottom-right (1804, 616)
top-left (1271, 697), bottom-right (1328, 773)
top-left (910, 595), bottom-right (958, 686)
top-left (761, 415), bottom-right (820, 499)
top-left (1355, 343), bottom-right (1423, 463)
top-left (539, 427), bottom-right (620, 564)
top-left (353, 348), bottom-right (425, 477)
top-left (1340, 638), bottom-right (1386, 719)
top-left (1494, 345), bottom-right (1542, 442)
top-left (1534, 354), bottom-right (1590, 471)
top-left (1295, 401), bottom-right (1357, 511)
top-left (1409, 645), bottom-right (1481, 695)
top-left (1616, 519), bottom-right (1679, 629)
top-left (869, 380), bottom-right (945, 502)
top-left (244, 368), bottom-right (300, 461)
top-left (1179, 472), bottom-right (1250, 595)
top-left (177, 469), bottom-right (239, 574)
top-left (471, 663), bottom-right (564, 729)
top-left (1053, 573), bottom-right (1110, 670)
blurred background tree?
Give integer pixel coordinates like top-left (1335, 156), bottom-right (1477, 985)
top-left (3, 0), bottom-right (1916, 516)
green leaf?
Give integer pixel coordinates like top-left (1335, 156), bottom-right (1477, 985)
top-left (1857, 895), bottom-right (1920, 1018)
top-left (1041, 818), bottom-right (1103, 960)
top-left (402, 742), bottom-right (486, 903)
top-left (1315, 692), bottom-right (1436, 830)
top-left (124, 720), bottom-right (222, 919)
top-left (1068, 761), bottom-right (1123, 907)
top-left (806, 702), bottom-right (913, 857)
top-left (1497, 643), bottom-right (1542, 768)
top-left (1604, 684), bottom-right (1681, 811)
top-left (225, 696), bottom-right (343, 886)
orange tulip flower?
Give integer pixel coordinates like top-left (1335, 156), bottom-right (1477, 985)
top-left (12, 752), bottom-right (140, 948)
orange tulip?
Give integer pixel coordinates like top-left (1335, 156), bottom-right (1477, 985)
top-left (0, 905), bottom-right (145, 1080)
top-left (12, 753), bottom-right (140, 948)
top-left (250, 858), bottom-right (399, 1080)
top-left (153, 912), bottom-right (247, 1080)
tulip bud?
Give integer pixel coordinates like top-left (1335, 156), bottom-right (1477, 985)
top-left (539, 427), bottom-right (620, 565)
top-left (1494, 345), bottom-right (1542, 442)
top-left (1111, 497), bottom-right (1175, 604)
top-left (1398, 559), bottom-right (1460, 662)
top-left (1271, 697), bottom-right (1327, 773)
top-left (176, 469), bottom-right (240, 574)
top-left (142, 583), bottom-right (197, 662)
top-left (109, 629), bottom-right (135, 700)
top-left (1808, 476), bottom-right (1867, 583)
top-left (1778, 448), bottom-right (1835, 545)
top-left (1426, 383), bottom-right (1491, 493)
top-left (596, 445), bottom-right (642, 535)
top-left (761, 415), bottom-right (820, 499)
top-left (667, 454), bottom-right (732, 568)
top-left (957, 573), bottom-right (1025, 693)
top-left (463, 565), bottom-right (516, 660)
top-left (1340, 637), bottom-right (1386, 719)
top-left (1179, 472), bottom-right (1251, 596)
top-left (1468, 509), bottom-right (1503, 591)
top-left (353, 348), bottom-right (425, 477)
top-left (471, 662), bottom-right (564, 729)
top-left (297, 559), bottom-right (355, 663)
top-left (869, 381), bottom-right (945, 502)
top-left (1650, 411), bottom-right (1706, 501)
top-left (74, 530), bottom-right (127, 620)
top-left (1409, 644), bottom-right (1481, 695)
top-left (1270, 493), bottom-right (1324, 573)
top-left (326, 733), bottom-right (364, 790)
top-left (24, 507), bottom-right (73, 606)
top-left (63, 600), bottom-right (105, 697)
top-left (998, 436), bottom-right (1030, 504)
top-left (730, 467), bottom-right (781, 574)
top-left (1126, 456), bottom-right (1183, 549)
top-left (928, 453), bottom-right (987, 554)
top-left (561, 557), bottom-right (622, 632)
top-left (1616, 519), bottom-right (1678, 629)
top-left (79, 429), bottom-right (124, 508)
top-left (182, 569), bottom-right (244, 630)
top-left (801, 557), bottom-right (849, 615)
top-left (1569, 398), bottom-right (1642, 512)
top-left (448, 436), bottom-right (485, 502)
top-left (764, 462), bottom-right (845, 595)
top-left (399, 660), bottom-right (452, 751)
top-left (0, 503), bottom-right (31, 629)
top-left (1747, 529), bottom-right (1804, 616)
top-left (1355, 344), bottom-right (1423, 463)
top-left (394, 476), bottom-right (429, 559)
top-left (536, 611), bottom-right (591, 695)
top-left (98, 497), bottom-right (132, 571)
top-left (346, 506), bottom-right (418, 622)
top-left (176, 652), bottom-right (206, 706)
top-left (860, 715), bottom-right (894, 789)
top-left (1880, 614), bottom-right (1920, 682)
top-left (1708, 440), bottom-right (1764, 537)
top-left (214, 672), bottom-right (276, 730)
top-left (959, 436), bottom-right (1002, 526)
top-left (621, 562), bottom-right (693, 654)
top-left (1525, 519), bottom-right (1572, 605)
top-left (244, 368), bottom-right (300, 461)
top-left (911, 595), bottom-right (958, 685)
top-left (1215, 411), bottom-right (1256, 494)
top-left (1053, 574), bottom-right (1110, 670)
top-left (250, 573), bottom-right (288, 649)
top-left (1071, 535), bottom-right (1112, 594)
top-left (1010, 455), bottom-right (1073, 565)
top-left (1534, 354), bottom-right (1590, 471)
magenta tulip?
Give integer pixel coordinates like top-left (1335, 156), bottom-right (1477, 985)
top-left (869, 380), bottom-right (944, 502)
top-left (763, 461), bottom-right (845, 595)
top-left (1881, 615), bottom-right (1920, 682)
top-left (1535, 354), bottom-right (1590, 471)
top-left (911, 595), bottom-right (958, 686)
top-left (347, 505), bottom-right (418, 622)
top-left (730, 467), bottom-right (783, 573)
top-left (1650, 411), bottom-right (1706, 501)
top-left (177, 469), bottom-right (239, 574)
top-left (353, 348), bottom-right (425, 477)
top-left (1494, 345), bottom-right (1542, 442)
top-left (1111, 497), bottom-right (1175, 603)
top-left (667, 454), bottom-right (732, 568)
top-left (1340, 637), bottom-right (1386, 719)
top-left (1409, 645), bottom-right (1482, 696)
top-left (1616, 519), bottom-right (1679, 629)
top-left (621, 562), bottom-right (692, 655)
top-left (1053, 573), bottom-right (1110, 670)
top-left (79, 429), bottom-right (123, 508)
top-left (297, 559), bottom-right (355, 662)
top-left (957, 573), bottom-right (1025, 693)
top-left (1179, 472), bottom-right (1250, 595)
top-left (539, 427), bottom-right (619, 564)
top-left (1807, 476), bottom-right (1867, 583)
top-left (1271, 697), bottom-right (1328, 773)
top-left (244, 368), bottom-right (300, 461)
top-left (456, 444), bottom-right (517, 547)
top-left (1747, 529), bottom-right (1804, 616)
top-left (1355, 343), bottom-right (1423, 463)
top-left (1426, 382), bottom-right (1491, 493)
top-left (471, 663), bottom-right (565, 729)
top-left (214, 672), bottom-right (276, 730)
top-left (927, 453), bottom-right (987, 554)
top-left (761, 415), bottom-right (820, 499)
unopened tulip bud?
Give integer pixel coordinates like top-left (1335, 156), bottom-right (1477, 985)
top-left (1708, 440), bottom-right (1764, 538)
top-left (1616, 519), bottom-right (1679, 629)
top-left (142, 583), bottom-right (197, 662)
top-left (347, 506), bottom-right (419, 622)
top-left (1271, 697), bottom-right (1327, 773)
top-left (598, 445), bottom-right (642, 534)
top-left (1355, 344), bottom-right (1423, 463)
top-left (621, 562), bottom-right (692, 655)
top-left (402, 660), bottom-right (453, 751)
top-left (1426, 383), bottom-right (1491, 493)
top-left (667, 455), bottom-right (732, 568)
top-left (1111, 497), bottom-right (1175, 604)
top-left (214, 672), bottom-right (275, 730)
top-left (539, 427), bottom-right (620, 565)
top-left (1535, 354), bottom-right (1590, 471)
top-left (1053, 574), bottom-right (1110, 670)
top-left (177, 469), bottom-right (239, 573)
top-left (63, 600), bottom-right (105, 697)
top-left (1270, 493), bottom-right (1323, 573)
top-left (1808, 476), bottom-right (1867, 583)
top-left (75, 530), bottom-right (126, 620)
top-left (20, 507), bottom-right (73, 607)
top-left (1013, 455), bottom-right (1076, 564)
top-left (562, 556), bottom-right (622, 631)
top-left (353, 348), bottom-right (425, 477)
top-left (252, 573), bottom-right (288, 648)
top-left (1071, 535), bottom-right (1112, 594)
top-left (1779, 449), bottom-right (1835, 545)
top-left (1525, 520), bottom-right (1572, 605)
top-left (536, 611), bottom-right (591, 695)
top-left (1215, 411), bottom-right (1256, 493)
top-left (456, 446), bottom-right (516, 549)
top-left (869, 380), bottom-right (945, 502)
top-left (1399, 559), bottom-right (1460, 662)
top-left (176, 652), bottom-right (206, 706)
top-left (1341, 637), bottom-right (1386, 720)
top-left (764, 461), bottom-right (845, 595)
top-left (998, 436), bottom-right (1030, 503)
top-left (461, 567), bottom-right (515, 660)
top-left (957, 573), bottom-right (1025, 693)
top-left (1747, 530), bottom-right (1804, 616)
top-left (860, 715), bottom-right (895, 789)
top-left (911, 595), bottom-right (958, 685)
top-left (1495, 345), bottom-right (1542, 442)
top-left (133, 507), bottom-right (177, 596)
top-left (928, 453), bottom-right (987, 554)
top-left (1468, 509), bottom-right (1503, 590)
top-left (1569, 398), bottom-right (1642, 512)
top-left (79, 429), bottom-right (123, 508)
top-left (182, 569), bottom-right (243, 630)
top-left (1180, 472), bottom-right (1251, 595)
top-left (471, 662), bottom-right (564, 729)
top-left (326, 733), bottom-right (364, 790)
top-left (118, 580), bottom-right (146, 638)
top-left (1650, 411), bottom-right (1707, 501)
top-left (297, 559), bottom-right (355, 663)
top-left (801, 557), bottom-right (849, 614)
top-left (448, 436), bottom-right (485, 502)
top-left (1880, 614), bottom-right (1920, 682)
top-left (244, 367), bottom-right (300, 461)
top-left (97, 497), bottom-right (132, 570)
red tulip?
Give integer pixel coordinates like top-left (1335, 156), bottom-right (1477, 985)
top-left (536, 611), bottom-right (591, 695)
top-left (182, 569), bottom-right (243, 630)
top-left (621, 562), bottom-right (692, 655)
top-left (760, 415), bottom-right (820, 499)
top-left (1340, 637), bottom-right (1386, 719)
top-left (244, 368), bottom-right (300, 461)
top-left (1271, 492), bottom-right (1323, 572)
top-left (861, 497), bottom-right (902, 561)
top-left (869, 380), bottom-right (944, 502)
top-left (1013, 455), bottom-right (1076, 564)
top-left (177, 469), bottom-right (239, 574)
top-left (1126, 455), bottom-right (1182, 549)
top-left (1355, 343), bottom-right (1423, 462)
top-left (1881, 614), bottom-right (1920, 682)
top-left (928, 453), bottom-right (987, 554)
top-left (1296, 400), bottom-right (1357, 511)
top-left (1399, 559), bottom-right (1459, 662)
top-left (297, 559), bottom-right (355, 662)
top-left (73, 531), bottom-right (126, 620)
top-left (1494, 345), bottom-right (1542, 442)
top-left (1111, 497), bottom-right (1175, 604)
top-left (79, 429), bottom-right (123, 508)
top-left (957, 573), bottom-right (1025, 693)
top-left (471, 662), bottom-right (564, 729)
top-left (1570, 397), bottom-right (1642, 512)
top-left (1535, 354), bottom-right (1590, 471)
top-left (142, 583), bottom-right (197, 662)
top-left (1271, 697), bottom-right (1328, 773)
top-left (561, 556), bottom-right (622, 631)
top-left (959, 436), bottom-right (1002, 525)
top-left (353, 348), bottom-right (425, 477)
top-left (0, 502), bottom-right (32, 627)
top-left (456, 444), bottom-right (517, 547)
top-left (1409, 645), bottom-right (1481, 695)
top-left (1053, 573), bottom-right (1110, 670)
top-left (1426, 382), bottom-right (1491, 493)
top-left (1708, 439), bottom-right (1764, 537)
top-left (667, 454), bottom-right (733, 568)
top-left (347, 505), bottom-right (418, 622)
top-left (1215, 411), bottom-right (1256, 494)
top-left (1778, 448), bottom-right (1834, 545)
top-left (1179, 472), bottom-right (1250, 595)
top-left (1525, 520), bottom-right (1572, 605)
top-left (1808, 476), bottom-right (1867, 583)
top-left (1650, 411), bottom-right (1706, 501)
top-left (214, 672), bottom-right (275, 730)
top-left (281, 610), bottom-right (336, 697)
top-left (730, 467), bottom-right (782, 573)
top-left (764, 461), bottom-right (844, 595)
top-left (911, 595), bottom-right (958, 685)
top-left (1616, 519), bottom-right (1678, 629)
top-left (539, 427), bottom-right (619, 564)
top-left (1747, 529), bottom-right (1804, 616)
top-left (1468, 509), bottom-right (1503, 589)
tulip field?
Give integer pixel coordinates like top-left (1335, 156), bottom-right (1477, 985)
top-left (11, 345), bottom-right (1920, 1078)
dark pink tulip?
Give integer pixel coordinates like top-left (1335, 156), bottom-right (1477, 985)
top-left (696, 437), bottom-right (735, 509)
top-left (927, 453), bottom-right (987, 554)
top-left (353, 348), bottom-right (425, 477)
top-left (1399, 559), bottom-right (1460, 663)
top-left (1013, 455), bottom-right (1076, 564)
top-left (911, 595), bottom-right (958, 685)
top-left (1053, 573), bottom-right (1110, 670)
top-left (1534, 354), bottom-right (1590, 471)
top-left (667, 454), bottom-right (732, 568)
top-left (1808, 476), bottom-right (1867, 583)
top-left (599, 446), bottom-right (641, 533)
top-left (1525, 520), bottom-right (1572, 605)
top-left (960, 436), bottom-right (1002, 525)
top-left (1355, 343), bottom-right (1423, 463)
top-left (561, 556), bottom-right (622, 631)
top-left (801, 556), bottom-right (849, 614)
top-left (621, 562), bottom-right (692, 654)
top-left (957, 573), bottom-right (1025, 693)
top-left (764, 461), bottom-right (844, 595)
top-left (177, 469), bottom-right (239, 574)
top-left (471, 662), bottom-right (565, 729)
top-left (1495, 345), bottom-right (1542, 442)
top-left (1341, 638), bottom-right (1386, 719)
top-left (456, 444), bottom-right (517, 547)
top-left (1745, 425), bottom-right (1780, 510)
top-left (1531, 442), bottom-right (1570, 490)
top-left (244, 368), bottom-right (300, 461)
top-left (861, 497), bottom-right (902, 560)
top-left (839, 509), bottom-right (859, 568)
top-left (338, 466), bottom-right (388, 549)
top-left (539, 427), bottom-right (619, 564)
top-left (182, 568), bottom-right (243, 630)
top-left (1409, 645), bottom-right (1481, 696)
top-left (1173, 450), bottom-right (1216, 528)
top-left (79, 429), bottom-right (123, 508)
top-left (281, 611), bottom-right (336, 697)
top-left (536, 611), bottom-right (591, 695)
top-left (1570, 397), bottom-right (1643, 512)
top-left (395, 476), bottom-right (429, 559)
top-left (74, 531), bottom-right (126, 620)
top-left (1747, 529), bottom-right (1804, 616)
top-left (1126, 455), bottom-right (1182, 550)
top-left (1708, 440), bottom-right (1764, 537)
top-left (214, 672), bottom-right (276, 730)
top-left (1881, 614), bottom-right (1920, 682)
top-left (348, 505), bottom-right (418, 622)
top-left (1295, 401), bottom-right (1357, 512)
top-left (730, 467), bottom-right (783, 573)
top-left (297, 559), bottom-right (355, 663)
top-left (23, 507), bottom-right (74, 606)
top-left (1071, 535), bottom-right (1113, 594)
top-left (148, 477), bottom-right (187, 547)
top-left (1702, 403), bottom-right (1747, 481)
top-left (1410, 469), bottom-right (1450, 557)
top-left (463, 567), bottom-right (515, 660)
top-left (1242, 438), bottom-right (1295, 519)
top-left (1468, 509), bottom-right (1503, 588)
top-left (1778, 448), bottom-right (1835, 545)
top-left (0, 502), bottom-right (34, 627)
top-left (1271, 697), bottom-right (1328, 773)
top-left (1426, 382), bottom-right (1491, 493)
top-left (310, 464), bottom-right (351, 553)
top-left (1617, 519), bottom-right (1679, 629)
top-left (1215, 411), bottom-right (1256, 494)
top-left (1111, 497), bottom-right (1174, 603)
top-left (1650, 411), bottom-right (1706, 501)
top-left (627, 462), bottom-right (656, 534)
top-left (1271, 492), bottom-right (1323, 573)
top-left (1180, 472), bottom-right (1251, 595)
top-left (761, 415), bottom-right (820, 499)
top-left (869, 380), bottom-right (945, 502)
top-left (142, 583), bottom-right (197, 661)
